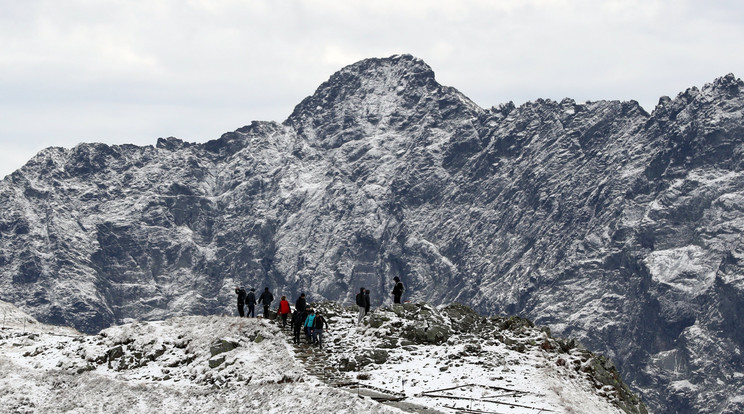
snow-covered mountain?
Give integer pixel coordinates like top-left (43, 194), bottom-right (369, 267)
top-left (1, 54), bottom-right (743, 413)
top-left (0, 299), bottom-right (645, 413)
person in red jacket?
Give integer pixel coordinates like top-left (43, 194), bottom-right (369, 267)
top-left (278, 296), bottom-right (291, 329)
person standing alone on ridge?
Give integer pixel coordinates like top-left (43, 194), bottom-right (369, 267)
top-left (234, 286), bottom-right (246, 317)
top-left (356, 287), bottom-right (368, 324)
top-left (392, 277), bottom-right (405, 304)
top-left (258, 287), bottom-right (274, 318)
top-left (245, 288), bottom-right (256, 318)
top-left (365, 289), bottom-right (371, 314)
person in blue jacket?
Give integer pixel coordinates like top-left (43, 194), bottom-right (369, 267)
top-left (303, 309), bottom-right (316, 344)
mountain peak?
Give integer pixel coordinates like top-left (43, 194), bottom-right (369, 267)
top-left (311, 54), bottom-right (437, 100)
top-left (286, 54), bottom-right (437, 120)
top-left (339, 53), bottom-right (434, 77)
top-left (285, 54), bottom-right (479, 148)
top-left (709, 72), bottom-right (743, 97)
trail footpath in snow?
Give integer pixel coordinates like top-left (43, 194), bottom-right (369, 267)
top-left (267, 301), bottom-right (646, 414)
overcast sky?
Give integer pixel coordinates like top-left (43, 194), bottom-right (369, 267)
top-left (2, 0), bottom-right (743, 178)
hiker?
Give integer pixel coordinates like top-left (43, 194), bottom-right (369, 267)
top-left (245, 288), bottom-right (256, 318)
top-left (234, 286), bottom-right (247, 317)
top-left (303, 308), bottom-right (316, 344)
top-left (295, 293), bottom-right (307, 314)
top-left (299, 307), bottom-right (310, 342)
top-left (258, 287), bottom-right (274, 318)
top-left (365, 289), bottom-right (371, 314)
top-left (392, 277), bottom-right (405, 304)
top-left (278, 296), bottom-right (291, 328)
top-left (313, 312), bottom-right (329, 347)
top-left (291, 310), bottom-right (303, 344)
top-left (356, 287), bottom-right (368, 324)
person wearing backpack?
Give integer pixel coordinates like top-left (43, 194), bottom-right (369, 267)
top-left (245, 288), bottom-right (256, 318)
top-left (258, 287), bottom-right (274, 318)
top-left (313, 312), bottom-right (329, 348)
top-left (392, 277), bottom-right (405, 304)
top-left (234, 286), bottom-right (247, 317)
top-left (356, 287), bottom-right (368, 324)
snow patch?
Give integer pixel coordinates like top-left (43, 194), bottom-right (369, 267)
top-left (644, 245), bottom-right (716, 293)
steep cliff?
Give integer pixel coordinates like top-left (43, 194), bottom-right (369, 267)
top-left (1, 54), bottom-right (743, 413)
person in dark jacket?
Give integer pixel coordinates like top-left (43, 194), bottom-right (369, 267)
top-left (245, 288), bottom-right (256, 318)
top-left (300, 308), bottom-right (311, 343)
top-left (356, 287), bottom-right (368, 324)
top-left (291, 310), bottom-right (303, 344)
top-left (392, 277), bottom-right (404, 304)
top-left (234, 286), bottom-right (246, 317)
top-left (295, 293), bottom-right (307, 314)
top-left (258, 287), bottom-right (274, 318)
top-left (313, 312), bottom-right (330, 348)
top-left (364, 289), bottom-right (371, 314)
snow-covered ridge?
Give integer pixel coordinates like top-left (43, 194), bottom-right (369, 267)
top-left (0, 299), bottom-right (645, 414)
top-left (0, 300), bottom-right (400, 414)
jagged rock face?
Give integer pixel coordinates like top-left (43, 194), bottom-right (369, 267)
top-left (1, 54), bottom-right (743, 413)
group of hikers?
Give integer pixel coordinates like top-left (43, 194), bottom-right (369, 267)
top-left (232, 286), bottom-right (275, 318)
top-left (233, 277), bottom-right (406, 348)
top-left (355, 276), bottom-right (405, 323)
top-left (290, 293), bottom-right (329, 347)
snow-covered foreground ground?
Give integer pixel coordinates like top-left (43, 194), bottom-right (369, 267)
top-left (0, 300), bottom-right (644, 413)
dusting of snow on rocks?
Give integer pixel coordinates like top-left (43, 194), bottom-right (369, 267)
top-left (0, 300), bottom-right (401, 414)
top-left (0, 299), bottom-right (647, 414)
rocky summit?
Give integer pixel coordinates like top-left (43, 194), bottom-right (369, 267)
top-left (1, 54), bottom-right (743, 413)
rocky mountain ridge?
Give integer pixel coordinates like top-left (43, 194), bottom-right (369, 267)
top-left (1, 54), bottom-right (743, 413)
top-left (0, 299), bottom-right (645, 413)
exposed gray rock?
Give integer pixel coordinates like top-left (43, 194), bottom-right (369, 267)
top-left (107, 345), bottom-right (124, 361)
top-left (1, 54), bottom-right (742, 413)
top-left (208, 355), bottom-right (225, 368)
top-left (210, 339), bottom-right (239, 357)
top-left (355, 349), bottom-right (389, 367)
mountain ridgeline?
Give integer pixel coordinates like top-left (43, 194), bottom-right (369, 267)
top-left (1, 55), bottom-right (743, 413)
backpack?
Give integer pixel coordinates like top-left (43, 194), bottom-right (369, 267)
top-left (356, 293), bottom-right (364, 306)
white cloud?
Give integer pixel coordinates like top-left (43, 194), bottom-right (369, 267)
top-left (1, 0), bottom-right (743, 177)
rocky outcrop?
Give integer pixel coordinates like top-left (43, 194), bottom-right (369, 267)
top-left (1, 54), bottom-right (743, 413)
top-left (312, 300), bottom-right (647, 414)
